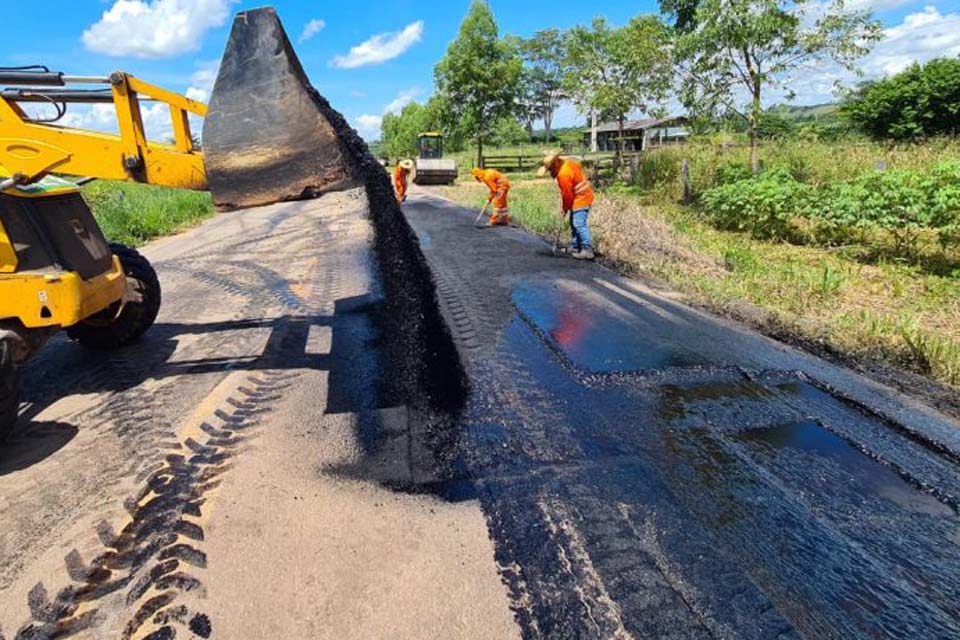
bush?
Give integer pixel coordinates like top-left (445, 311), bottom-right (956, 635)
top-left (757, 112), bottom-right (794, 139)
top-left (701, 169), bottom-right (813, 239)
top-left (843, 57), bottom-right (960, 140)
top-left (811, 162), bottom-right (960, 252)
top-left (715, 162), bottom-right (752, 185)
top-left (637, 148), bottom-right (682, 190)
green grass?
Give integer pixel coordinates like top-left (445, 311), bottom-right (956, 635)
top-left (442, 180), bottom-right (565, 235)
top-left (82, 181), bottom-right (214, 247)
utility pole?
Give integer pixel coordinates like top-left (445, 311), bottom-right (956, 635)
top-left (590, 109), bottom-right (598, 153)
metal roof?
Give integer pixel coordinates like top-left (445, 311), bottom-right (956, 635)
top-left (584, 116), bottom-right (688, 133)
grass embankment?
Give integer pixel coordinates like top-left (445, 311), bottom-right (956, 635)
top-left (440, 138), bottom-right (960, 388)
top-left (82, 181), bottom-right (214, 247)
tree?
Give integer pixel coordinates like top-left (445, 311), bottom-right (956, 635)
top-left (843, 56), bottom-right (960, 140)
top-left (757, 110), bottom-right (794, 139)
top-left (434, 1), bottom-right (522, 167)
top-left (669, 0), bottom-right (881, 173)
top-left (519, 28), bottom-right (567, 142)
top-left (660, 0), bottom-right (702, 33)
top-left (379, 97), bottom-right (445, 158)
top-left (511, 58), bottom-right (540, 137)
top-left (491, 116), bottom-right (529, 147)
top-left (564, 16), bottom-right (673, 163)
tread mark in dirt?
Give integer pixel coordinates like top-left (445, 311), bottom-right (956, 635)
top-left (11, 372), bottom-right (296, 640)
top-left (9, 200), bottom-right (349, 639)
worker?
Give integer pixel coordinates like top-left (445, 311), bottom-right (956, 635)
top-left (394, 159), bottom-right (414, 204)
top-left (538, 152), bottom-right (595, 260)
top-left (471, 167), bottom-right (511, 226)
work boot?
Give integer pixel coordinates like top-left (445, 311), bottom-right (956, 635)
top-left (572, 248), bottom-right (595, 260)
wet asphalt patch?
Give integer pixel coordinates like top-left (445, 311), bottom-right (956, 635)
top-left (404, 193), bottom-right (960, 639)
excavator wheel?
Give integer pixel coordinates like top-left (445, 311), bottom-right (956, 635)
top-left (66, 244), bottom-right (161, 350)
top-left (0, 338), bottom-right (20, 441)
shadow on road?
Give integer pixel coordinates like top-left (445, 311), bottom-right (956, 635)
top-left (6, 292), bottom-right (442, 476)
top-left (0, 422), bottom-right (78, 476)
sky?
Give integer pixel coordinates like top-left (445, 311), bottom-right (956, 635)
top-left (3, 0), bottom-right (959, 141)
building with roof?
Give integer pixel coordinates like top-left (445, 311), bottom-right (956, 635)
top-left (583, 116), bottom-right (690, 152)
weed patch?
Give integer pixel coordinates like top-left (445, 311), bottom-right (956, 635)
top-left (83, 181), bottom-right (214, 246)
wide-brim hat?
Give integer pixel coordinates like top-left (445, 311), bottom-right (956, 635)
top-left (399, 159), bottom-right (415, 170)
top-left (537, 151), bottom-right (562, 177)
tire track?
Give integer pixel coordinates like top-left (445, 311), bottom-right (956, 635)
top-left (5, 193), bottom-right (348, 638)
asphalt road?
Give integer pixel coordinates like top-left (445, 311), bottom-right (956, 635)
top-left (1, 185), bottom-right (959, 639)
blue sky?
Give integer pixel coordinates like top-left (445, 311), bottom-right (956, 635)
top-left (4, 1), bottom-right (959, 140)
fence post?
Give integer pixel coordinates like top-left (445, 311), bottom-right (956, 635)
top-left (682, 158), bottom-right (691, 204)
top-left (520, 152), bottom-right (524, 173)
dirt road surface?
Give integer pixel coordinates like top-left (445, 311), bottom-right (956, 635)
top-left (0, 191), bottom-right (516, 640)
top-left (1, 183), bottom-right (960, 639)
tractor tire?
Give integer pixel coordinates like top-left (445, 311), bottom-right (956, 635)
top-left (67, 243), bottom-right (161, 350)
top-left (0, 339), bottom-right (20, 441)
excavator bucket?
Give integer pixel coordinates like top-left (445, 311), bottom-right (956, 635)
top-left (202, 7), bottom-right (356, 209)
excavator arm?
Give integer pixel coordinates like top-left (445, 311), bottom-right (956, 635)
top-left (1, 6), bottom-right (359, 208)
top-left (0, 69), bottom-right (208, 190)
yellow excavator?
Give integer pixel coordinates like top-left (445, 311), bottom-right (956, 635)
top-left (0, 7), bottom-right (355, 438)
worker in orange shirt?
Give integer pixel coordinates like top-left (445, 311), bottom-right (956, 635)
top-left (471, 167), bottom-right (511, 226)
top-left (538, 152), bottom-right (596, 259)
top-left (394, 159), bottom-right (414, 204)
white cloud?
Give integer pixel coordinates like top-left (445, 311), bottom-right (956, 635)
top-left (33, 100), bottom-right (174, 142)
top-left (24, 59), bottom-right (219, 143)
top-left (383, 88), bottom-right (420, 115)
top-left (82, 0), bottom-right (235, 58)
top-left (356, 114), bottom-right (383, 129)
top-left (352, 87), bottom-right (422, 139)
top-left (184, 60), bottom-right (220, 103)
top-left (298, 18), bottom-right (326, 44)
top-left (866, 5), bottom-right (960, 76)
top-left (764, 5), bottom-right (960, 105)
top-left (331, 21), bottom-right (424, 69)
top-left (354, 114), bottom-right (383, 138)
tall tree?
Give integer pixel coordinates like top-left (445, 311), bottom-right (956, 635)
top-left (670, 0), bottom-right (881, 172)
top-left (564, 16), bottom-right (673, 163)
top-left (434, 1), bottom-right (522, 167)
top-left (520, 28), bottom-right (567, 142)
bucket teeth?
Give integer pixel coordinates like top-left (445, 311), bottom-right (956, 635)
top-left (202, 7), bottom-right (357, 209)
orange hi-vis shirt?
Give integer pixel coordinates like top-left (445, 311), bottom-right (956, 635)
top-left (556, 159), bottom-right (594, 212)
top-left (477, 169), bottom-right (510, 201)
top-left (393, 164), bottom-right (409, 200)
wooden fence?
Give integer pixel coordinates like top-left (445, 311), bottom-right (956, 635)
top-left (480, 154), bottom-right (537, 172)
top-left (480, 151), bottom-right (643, 176)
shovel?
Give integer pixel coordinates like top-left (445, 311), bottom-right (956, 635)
top-left (474, 202), bottom-right (491, 228)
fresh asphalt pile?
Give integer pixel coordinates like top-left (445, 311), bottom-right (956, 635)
top-left (208, 6), bottom-right (469, 479)
top-left (401, 192), bottom-right (960, 639)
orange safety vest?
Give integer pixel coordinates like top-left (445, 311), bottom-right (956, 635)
top-left (556, 159), bottom-right (594, 212)
top-left (394, 164), bottom-right (409, 201)
top-left (476, 169), bottom-right (509, 199)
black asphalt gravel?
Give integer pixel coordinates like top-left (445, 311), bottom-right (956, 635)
top-left (400, 191), bottom-right (960, 640)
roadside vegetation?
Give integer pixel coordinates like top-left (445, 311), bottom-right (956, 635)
top-left (441, 137), bottom-right (960, 387)
top-left (82, 181), bottom-right (214, 247)
top-left (421, 0), bottom-right (960, 388)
